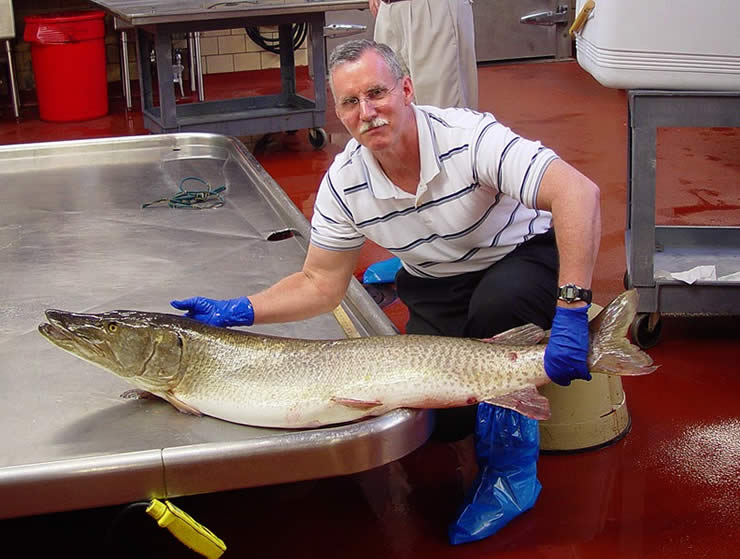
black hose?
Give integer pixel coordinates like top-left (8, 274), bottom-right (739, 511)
top-left (245, 23), bottom-right (308, 54)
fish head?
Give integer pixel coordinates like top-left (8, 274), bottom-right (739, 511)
top-left (39, 309), bottom-right (184, 392)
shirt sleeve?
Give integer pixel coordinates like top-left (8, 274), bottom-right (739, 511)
top-left (309, 171), bottom-right (366, 252)
top-left (471, 114), bottom-right (559, 209)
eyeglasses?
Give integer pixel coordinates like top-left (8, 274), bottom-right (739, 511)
top-left (337, 82), bottom-right (400, 115)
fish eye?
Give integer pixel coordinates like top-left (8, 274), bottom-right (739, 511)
top-left (107, 322), bottom-right (118, 333)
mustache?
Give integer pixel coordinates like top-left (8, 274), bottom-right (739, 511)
top-left (359, 118), bottom-right (389, 134)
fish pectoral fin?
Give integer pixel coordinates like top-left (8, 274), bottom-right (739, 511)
top-left (331, 397), bottom-right (383, 410)
top-left (484, 385), bottom-right (551, 420)
top-left (161, 392), bottom-right (203, 417)
top-left (120, 389), bottom-right (203, 417)
top-left (120, 388), bottom-right (160, 401)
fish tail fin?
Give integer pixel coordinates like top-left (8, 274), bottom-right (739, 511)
top-left (588, 290), bottom-right (659, 376)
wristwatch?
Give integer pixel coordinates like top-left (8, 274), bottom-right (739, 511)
top-left (557, 284), bottom-right (592, 304)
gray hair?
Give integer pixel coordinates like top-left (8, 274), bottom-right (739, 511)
top-left (328, 39), bottom-right (407, 82)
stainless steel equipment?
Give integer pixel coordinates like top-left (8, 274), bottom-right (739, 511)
top-left (1, 0), bottom-right (20, 118)
top-left (0, 133), bottom-right (432, 520)
top-left (91, 1), bottom-right (367, 146)
top-left (325, 6), bottom-right (373, 59)
top-left (115, 15), bottom-right (205, 111)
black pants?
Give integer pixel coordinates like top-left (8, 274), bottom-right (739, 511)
top-left (395, 230), bottom-right (559, 440)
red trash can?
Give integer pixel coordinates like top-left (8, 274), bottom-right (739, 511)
top-left (24, 11), bottom-right (108, 122)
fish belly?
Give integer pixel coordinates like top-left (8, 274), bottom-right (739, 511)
top-left (179, 392), bottom-right (385, 428)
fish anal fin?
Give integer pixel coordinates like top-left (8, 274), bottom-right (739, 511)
top-left (331, 397), bottom-right (383, 410)
top-left (480, 324), bottom-right (546, 346)
top-left (484, 385), bottom-right (551, 420)
top-left (161, 392), bottom-right (203, 416)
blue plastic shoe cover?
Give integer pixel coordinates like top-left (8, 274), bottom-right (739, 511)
top-left (448, 403), bottom-right (542, 545)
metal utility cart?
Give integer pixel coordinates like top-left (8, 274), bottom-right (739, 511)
top-left (625, 90), bottom-right (740, 348)
top-left (91, 1), bottom-right (368, 148)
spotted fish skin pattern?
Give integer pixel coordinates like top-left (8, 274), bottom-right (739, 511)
top-left (38, 290), bottom-right (656, 428)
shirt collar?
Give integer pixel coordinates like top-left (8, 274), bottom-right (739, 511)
top-left (360, 104), bottom-right (442, 200)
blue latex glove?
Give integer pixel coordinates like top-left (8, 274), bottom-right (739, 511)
top-left (170, 296), bottom-right (254, 327)
top-left (544, 304), bottom-right (592, 386)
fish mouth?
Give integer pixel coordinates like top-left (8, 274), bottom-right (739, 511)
top-left (38, 309), bottom-right (104, 353)
top-left (38, 321), bottom-right (71, 344)
top-left (39, 310), bottom-right (73, 343)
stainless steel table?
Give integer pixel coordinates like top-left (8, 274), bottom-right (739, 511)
top-left (625, 90), bottom-right (740, 347)
top-left (90, 1), bottom-right (367, 145)
top-left (0, 133), bottom-right (432, 519)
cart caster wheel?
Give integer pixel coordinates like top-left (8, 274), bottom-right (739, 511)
top-left (630, 312), bottom-right (662, 349)
top-left (308, 128), bottom-right (328, 149)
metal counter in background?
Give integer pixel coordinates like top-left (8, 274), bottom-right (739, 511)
top-left (90, 0), bottom-right (368, 144)
top-left (0, 133), bottom-right (432, 520)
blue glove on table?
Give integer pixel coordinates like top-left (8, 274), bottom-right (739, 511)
top-left (170, 296), bottom-right (254, 327)
top-left (544, 305), bottom-right (591, 386)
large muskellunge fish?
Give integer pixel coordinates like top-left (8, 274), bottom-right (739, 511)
top-left (38, 290), bottom-right (657, 428)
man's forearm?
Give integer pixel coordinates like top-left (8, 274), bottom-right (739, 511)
top-left (537, 159), bottom-right (601, 303)
top-left (248, 270), bottom-right (348, 325)
top-left (551, 185), bottom-right (601, 288)
top-left (248, 244), bottom-right (361, 324)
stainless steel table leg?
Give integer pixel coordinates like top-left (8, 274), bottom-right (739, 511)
top-left (310, 18), bottom-right (327, 114)
top-left (193, 31), bottom-right (204, 101)
top-left (4, 39), bottom-right (20, 119)
top-left (135, 28), bottom-right (154, 113)
top-left (154, 26), bottom-right (177, 130)
top-left (188, 33), bottom-right (197, 93)
top-left (278, 24), bottom-right (296, 103)
top-left (119, 31), bottom-right (133, 111)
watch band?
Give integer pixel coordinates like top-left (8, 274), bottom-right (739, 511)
top-left (557, 284), bottom-right (592, 304)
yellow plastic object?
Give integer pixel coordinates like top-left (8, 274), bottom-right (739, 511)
top-left (146, 499), bottom-right (226, 559)
top-left (538, 303), bottom-right (631, 452)
top-left (538, 373), bottom-right (630, 451)
top-left (332, 304), bottom-right (361, 338)
top-left (569, 0), bottom-right (596, 36)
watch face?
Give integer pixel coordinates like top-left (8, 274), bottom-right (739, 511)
top-left (558, 284), bottom-right (590, 303)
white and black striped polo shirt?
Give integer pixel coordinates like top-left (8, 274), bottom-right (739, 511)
top-left (310, 105), bottom-right (557, 278)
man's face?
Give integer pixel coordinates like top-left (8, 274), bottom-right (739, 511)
top-left (331, 50), bottom-right (414, 152)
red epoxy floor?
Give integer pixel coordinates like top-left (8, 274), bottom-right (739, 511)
top-left (1, 62), bottom-right (738, 557)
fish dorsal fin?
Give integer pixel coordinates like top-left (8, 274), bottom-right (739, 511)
top-left (484, 385), bottom-right (551, 420)
top-left (480, 324), bottom-right (546, 346)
